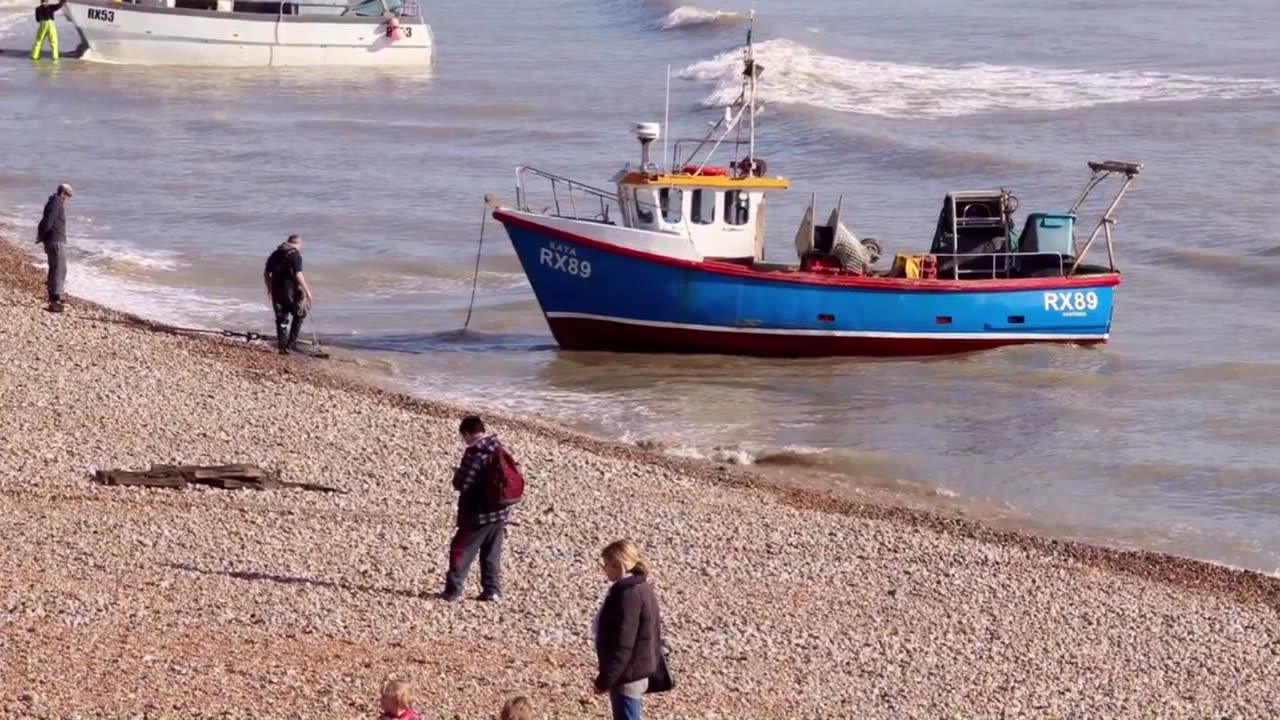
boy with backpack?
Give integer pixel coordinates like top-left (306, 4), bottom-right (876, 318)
top-left (438, 415), bottom-right (525, 602)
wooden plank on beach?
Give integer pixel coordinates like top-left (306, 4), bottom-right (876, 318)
top-left (95, 469), bottom-right (188, 489)
top-left (95, 464), bottom-right (343, 494)
top-left (191, 465), bottom-right (268, 481)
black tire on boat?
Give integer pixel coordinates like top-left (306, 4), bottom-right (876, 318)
top-left (1069, 264), bottom-right (1117, 276)
top-left (1028, 268), bottom-right (1066, 278)
top-left (1025, 264), bottom-right (1114, 278)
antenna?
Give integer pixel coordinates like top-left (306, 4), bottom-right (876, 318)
top-left (663, 64), bottom-right (671, 174)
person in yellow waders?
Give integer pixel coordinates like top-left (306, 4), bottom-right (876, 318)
top-left (31, 0), bottom-right (66, 61)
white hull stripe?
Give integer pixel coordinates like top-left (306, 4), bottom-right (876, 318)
top-left (545, 312), bottom-right (1109, 341)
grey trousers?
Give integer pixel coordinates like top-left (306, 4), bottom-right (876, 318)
top-left (443, 521), bottom-right (506, 596)
top-left (43, 241), bottom-right (66, 302)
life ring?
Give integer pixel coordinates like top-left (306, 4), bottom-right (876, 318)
top-left (682, 165), bottom-right (729, 177)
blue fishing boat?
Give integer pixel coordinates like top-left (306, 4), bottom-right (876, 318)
top-left (489, 15), bottom-right (1141, 357)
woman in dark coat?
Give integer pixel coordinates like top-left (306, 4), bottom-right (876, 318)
top-left (593, 539), bottom-right (663, 720)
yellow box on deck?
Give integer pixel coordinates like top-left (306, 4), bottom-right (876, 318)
top-left (891, 254), bottom-right (932, 279)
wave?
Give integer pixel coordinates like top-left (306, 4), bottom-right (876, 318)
top-left (333, 254), bottom-right (528, 298)
top-left (678, 39), bottom-right (1280, 119)
top-left (649, 440), bottom-right (965, 500)
top-left (660, 6), bottom-right (746, 31)
top-left (76, 236), bottom-right (185, 272)
top-left (1148, 247), bottom-right (1280, 288)
top-left (1, 207), bottom-right (256, 327)
top-left (638, 439), bottom-right (903, 478)
top-left (0, 9), bottom-right (31, 38)
top-left (14, 241), bottom-right (260, 327)
top-left (0, 206), bottom-right (184, 272)
top-left (1176, 362), bottom-right (1280, 385)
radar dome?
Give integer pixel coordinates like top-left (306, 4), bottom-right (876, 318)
top-left (634, 122), bottom-right (661, 141)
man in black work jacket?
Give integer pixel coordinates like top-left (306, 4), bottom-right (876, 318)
top-left (35, 183), bottom-right (73, 313)
top-left (262, 234), bottom-right (313, 354)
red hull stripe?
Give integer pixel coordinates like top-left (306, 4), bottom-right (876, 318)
top-left (545, 312), bottom-right (1107, 341)
top-left (546, 316), bottom-right (1105, 357)
top-left (494, 210), bottom-right (1122, 293)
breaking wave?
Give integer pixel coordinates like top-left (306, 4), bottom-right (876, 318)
top-left (678, 39), bottom-right (1280, 118)
top-left (1150, 247), bottom-right (1280, 288)
top-left (660, 6), bottom-right (747, 31)
top-left (0, 205), bottom-right (185, 273)
top-left (76, 236), bottom-right (185, 273)
top-left (649, 440), bottom-right (962, 500)
top-left (0, 206), bottom-right (254, 327)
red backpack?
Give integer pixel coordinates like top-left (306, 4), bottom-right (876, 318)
top-left (486, 444), bottom-right (525, 507)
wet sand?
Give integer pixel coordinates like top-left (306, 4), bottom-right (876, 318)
top-left (2, 237), bottom-right (1278, 719)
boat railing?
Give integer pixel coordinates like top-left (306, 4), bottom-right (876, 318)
top-left (932, 251), bottom-right (1065, 280)
top-left (251, 0), bottom-right (420, 17)
top-left (515, 166), bottom-right (619, 224)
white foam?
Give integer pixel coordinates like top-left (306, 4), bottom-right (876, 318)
top-left (0, 0), bottom-right (42, 39)
top-left (3, 208), bottom-right (256, 328)
top-left (0, 11), bottom-right (28, 38)
top-left (76, 234), bottom-right (186, 272)
top-left (664, 443), bottom-right (756, 465)
top-left (678, 39), bottom-right (1280, 118)
top-left (660, 6), bottom-right (745, 31)
top-left (3, 206), bottom-right (185, 272)
top-left (62, 261), bottom-right (262, 327)
top-left (24, 244), bottom-right (260, 327)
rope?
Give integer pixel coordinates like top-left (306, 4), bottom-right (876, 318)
top-left (135, 319), bottom-right (330, 359)
top-left (136, 320), bottom-right (269, 343)
top-left (462, 204), bottom-right (488, 331)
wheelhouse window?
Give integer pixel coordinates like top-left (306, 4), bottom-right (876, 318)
top-left (660, 188), bottom-right (683, 223)
top-left (724, 190), bottom-right (750, 226)
top-left (633, 190), bottom-right (657, 224)
top-left (691, 189), bottom-right (717, 225)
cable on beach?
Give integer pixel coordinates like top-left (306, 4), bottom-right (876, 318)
top-left (82, 313), bottom-right (331, 359)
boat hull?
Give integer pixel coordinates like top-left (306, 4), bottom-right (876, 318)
top-left (64, 0), bottom-right (432, 66)
top-left (495, 210), bottom-right (1121, 358)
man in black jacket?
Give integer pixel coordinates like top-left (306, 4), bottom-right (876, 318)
top-left (438, 415), bottom-right (512, 602)
top-left (262, 235), bottom-right (313, 354)
top-left (35, 183), bottom-right (72, 312)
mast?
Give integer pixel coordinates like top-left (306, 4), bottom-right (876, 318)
top-left (745, 8), bottom-right (756, 165)
top-left (679, 12), bottom-right (761, 172)
top-left (663, 64), bottom-right (671, 174)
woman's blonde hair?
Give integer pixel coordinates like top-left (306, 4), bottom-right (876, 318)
top-left (499, 694), bottom-right (533, 720)
top-left (601, 538), bottom-right (651, 576)
top-left (381, 679), bottom-right (414, 712)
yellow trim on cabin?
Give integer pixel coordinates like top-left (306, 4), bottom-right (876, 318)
top-left (620, 172), bottom-right (791, 190)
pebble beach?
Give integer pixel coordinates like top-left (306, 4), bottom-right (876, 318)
top-left (2, 237), bottom-right (1279, 719)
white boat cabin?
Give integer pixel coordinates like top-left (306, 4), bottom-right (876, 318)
top-left (609, 122), bottom-right (789, 263)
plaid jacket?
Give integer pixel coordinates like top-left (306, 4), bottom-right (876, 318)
top-left (452, 434), bottom-right (513, 527)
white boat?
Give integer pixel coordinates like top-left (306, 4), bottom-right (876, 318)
top-left (62, 0), bottom-right (432, 66)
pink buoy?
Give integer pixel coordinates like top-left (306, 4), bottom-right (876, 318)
top-left (387, 15), bottom-right (403, 41)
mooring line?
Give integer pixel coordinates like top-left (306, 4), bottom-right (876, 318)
top-left (462, 203), bottom-right (488, 331)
